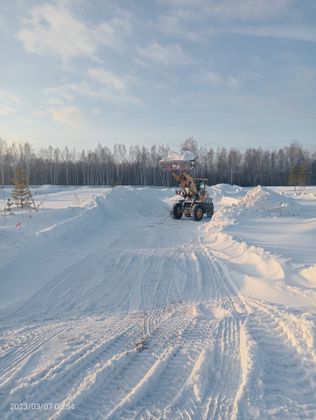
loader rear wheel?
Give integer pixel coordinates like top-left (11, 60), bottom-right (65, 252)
top-left (191, 204), bottom-right (204, 221)
top-left (171, 202), bottom-right (183, 219)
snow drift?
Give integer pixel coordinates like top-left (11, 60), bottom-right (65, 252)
top-left (36, 186), bottom-right (168, 239)
top-left (241, 186), bottom-right (301, 216)
top-left (217, 185), bottom-right (301, 220)
top-left (300, 264), bottom-right (316, 286)
top-left (98, 186), bottom-right (168, 220)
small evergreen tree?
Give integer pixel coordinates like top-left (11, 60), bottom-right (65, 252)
top-left (11, 167), bottom-right (35, 209)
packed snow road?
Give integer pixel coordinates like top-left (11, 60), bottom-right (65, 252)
top-left (0, 185), bottom-right (315, 419)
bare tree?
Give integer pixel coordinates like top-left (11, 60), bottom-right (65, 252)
top-left (0, 138), bottom-right (314, 187)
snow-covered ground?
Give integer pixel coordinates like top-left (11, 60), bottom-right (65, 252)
top-left (0, 184), bottom-right (315, 419)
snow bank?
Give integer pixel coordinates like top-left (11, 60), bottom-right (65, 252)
top-left (302, 192), bottom-right (316, 200)
top-left (203, 230), bottom-right (285, 281)
top-left (97, 186), bottom-right (168, 220)
top-left (208, 184), bottom-right (245, 207)
top-left (241, 186), bottom-right (301, 216)
top-left (36, 186), bottom-right (168, 239)
top-left (219, 186), bottom-right (301, 219)
top-left (300, 264), bottom-right (316, 286)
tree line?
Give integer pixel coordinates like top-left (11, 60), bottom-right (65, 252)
top-left (0, 137), bottom-right (315, 187)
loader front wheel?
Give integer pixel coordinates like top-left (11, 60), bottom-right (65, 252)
top-left (206, 202), bottom-right (214, 218)
top-left (171, 202), bottom-right (183, 219)
top-left (191, 204), bottom-right (204, 221)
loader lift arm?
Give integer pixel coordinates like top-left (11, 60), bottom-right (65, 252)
top-left (170, 170), bottom-right (197, 198)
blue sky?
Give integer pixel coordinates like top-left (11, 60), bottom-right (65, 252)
top-left (0, 0), bottom-right (315, 151)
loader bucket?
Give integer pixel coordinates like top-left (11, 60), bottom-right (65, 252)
top-left (159, 159), bottom-right (195, 172)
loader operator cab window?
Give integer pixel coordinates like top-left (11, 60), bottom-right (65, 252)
top-left (195, 179), bottom-right (206, 192)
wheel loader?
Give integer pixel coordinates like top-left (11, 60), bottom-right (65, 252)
top-left (160, 156), bottom-right (214, 221)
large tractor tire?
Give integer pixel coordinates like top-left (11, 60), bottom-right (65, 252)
top-left (191, 204), bottom-right (204, 221)
top-left (171, 202), bottom-right (183, 219)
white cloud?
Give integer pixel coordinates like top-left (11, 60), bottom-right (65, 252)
top-left (232, 24), bottom-right (316, 43)
top-left (88, 68), bottom-right (126, 93)
top-left (32, 109), bottom-right (46, 117)
top-left (161, 0), bottom-right (293, 20)
top-left (95, 14), bottom-right (132, 49)
top-left (16, 3), bottom-right (132, 62)
top-left (44, 86), bottom-right (75, 103)
top-left (0, 89), bottom-right (22, 105)
top-left (17, 4), bottom-right (96, 61)
top-left (43, 76), bottom-right (142, 108)
top-left (209, 0), bottom-right (293, 20)
top-left (137, 42), bottom-right (192, 66)
top-left (155, 1), bottom-right (294, 45)
top-left (46, 97), bottom-right (67, 106)
top-left (204, 71), bottom-right (240, 88)
top-left (0, 105), bottom-right (16, 116)
top-left (0, 90), bottom-right (22, 116)
top-left (91, 107), bottom-right (103, 116)
top-left (51, 106), bottom-right (85, 127)
top-left (157, 14), bottom-right (202, 41)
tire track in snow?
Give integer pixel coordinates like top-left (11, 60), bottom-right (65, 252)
top-left (236, 299), bottom-right (316, 419)
top-left (198, 223), bottom-right (316, 419)
top-left (140, 247), bottom-right (175, 336)
top-left (11, 316), bottom-right (136, 388)
top-left (249, 299), bottom-right (316, 363)
top-left (1, 189), bottom-right (315, 419)
top-left (200, 317), bottom-right (242, 420)
top-left (0, 315), bottom-right (142, 415)
top-left (58, 307), bottom-right (194, 419)
top-left (113, 315), bottom-right (219, 419)
top-left (0, 323), bottom-right (70, 388)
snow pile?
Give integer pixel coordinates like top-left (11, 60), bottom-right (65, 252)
top-left (38, 187), bottom-right (167, 235)
top-left (167, 150), bottom-right (195, 161)
top-left (302, 192), bottom-right (316, 200)
top-left (300, 264), bottom-right (316, 286)
top-left (220, 186), bottom-right (301, 219)
top-left (208, 184), bottom-right (244, 207)
top-left (241, 186), bottom-right (301, 216)
top-left (98, 186), bottom-right (168, 220)
top-left (181, 150), bottom-right (195, 161)
top-left (204, 230), bottom-right (285, 281)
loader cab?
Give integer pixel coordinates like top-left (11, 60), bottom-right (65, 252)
top-left (194, 178), bottom-right (208, 192)
top-left (194, 178), bottom-right (209, 202)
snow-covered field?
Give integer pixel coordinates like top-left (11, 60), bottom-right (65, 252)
top-left (0, 184), bottom-right (315, 419)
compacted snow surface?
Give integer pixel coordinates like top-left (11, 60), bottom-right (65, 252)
top-left (0, 184), bottom-right (316, 419)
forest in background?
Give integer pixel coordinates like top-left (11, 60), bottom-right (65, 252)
top-left (0, 137), bottom-right (315, 187)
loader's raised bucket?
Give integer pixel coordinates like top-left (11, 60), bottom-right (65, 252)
top-left (159, 159), bottom-right (195, 172)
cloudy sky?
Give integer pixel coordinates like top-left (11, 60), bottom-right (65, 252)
top-left (0, 0), bottom-right (315, 151)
